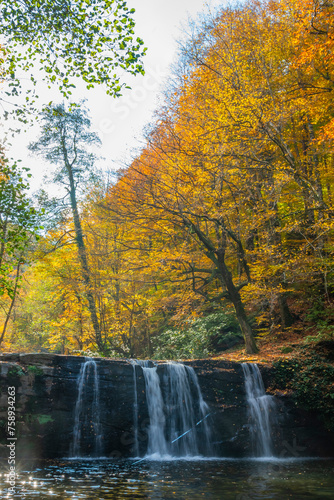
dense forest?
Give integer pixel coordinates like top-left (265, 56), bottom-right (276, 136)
top-left (1, 0), bottom-right (334, 359)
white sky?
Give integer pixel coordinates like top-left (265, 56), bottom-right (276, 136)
top-left (3, 0), bottom-right (226, 194)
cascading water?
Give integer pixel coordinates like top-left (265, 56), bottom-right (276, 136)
top-left (70, 358), bottom-right (103, 458)
top-left (130, 360), bottom-right (140, 457)
top-left (242, 363), bottom-right (276, 457)
top-left (139, 361), bottom-right (212, 458)
top-left (142, 365), bottom-right (169, 457)
top-left (130, 359), bottom-right (153, 457)
top-left (186, 365), bottom-right (212, 456)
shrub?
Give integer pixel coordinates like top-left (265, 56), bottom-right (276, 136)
top-left (152, 312), bottom-right (242, 359)
top-left (27, 365), bottom-right (44, 376)
top-left (7, 365), bottom-right (25, 378)
top-left (273, 356), bottom-right (334, 431)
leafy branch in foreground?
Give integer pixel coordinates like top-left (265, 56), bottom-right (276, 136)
top-left (1, 0), bottom-right (146, 99)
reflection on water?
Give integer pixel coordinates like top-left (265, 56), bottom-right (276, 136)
top-left (0, 458), bottom-right (333, 499)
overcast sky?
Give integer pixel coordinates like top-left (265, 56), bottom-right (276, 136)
top-left (5, 0), bottom-right (226, 193)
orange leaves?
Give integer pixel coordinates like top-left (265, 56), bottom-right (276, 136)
top-left (283, 0), bottom-right (334, 144)
top-left (105, 0), bottom-right (334, 347)
top-left (318, 118), bottom-right (334, 144)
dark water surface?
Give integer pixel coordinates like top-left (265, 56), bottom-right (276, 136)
top-left (0, 458), bottom-right (333, 499)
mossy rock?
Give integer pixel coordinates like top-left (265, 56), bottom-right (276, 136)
top-left (34, 414), bottom-right (54, 425)
top-left (27, 365), bottom-right (44, 377)
top-left (273, 356), bottom-right (334, 431)
top-left (26, 414), bottom-right (54, 425)
top-left (281, 346), bottom-right (294, 354)
top-left (7, 366), bottom-right (25, 378)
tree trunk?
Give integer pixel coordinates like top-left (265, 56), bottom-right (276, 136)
top-left (278, 293), bottom-right (295, 329)
top-left (0, 261), bottom-right (21, 346)
top-left (184, 218), bottom-right (258, 354)
top-left (217, 250), bottom-right (258, 354)
top-left (64, 154), bottom-right (104, 352)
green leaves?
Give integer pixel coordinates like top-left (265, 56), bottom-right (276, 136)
top-left (1, 0), bottom-right (146, 101)
top-left (0, 157), bottom-right (41, 298)
top-left (153, 312), bottom-right (241, 359)
top-left (28, 101), bottom-right (101, 186)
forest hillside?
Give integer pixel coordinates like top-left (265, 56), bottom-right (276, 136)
top-left (1, 0), bottom-right (334, 371)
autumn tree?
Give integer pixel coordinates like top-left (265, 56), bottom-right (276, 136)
top-left (108, 120), bottom-right (259, 353)
top-left (0, 0), bottom-right (146, 350)
top-left (105, 0), bottom-right (334, 353)
top-left (28, 102), bottom-right (107, 352)
top-left (175, 0), bottom-right (334, 324)
top-left (83, 185), bottom-right (188, 357)
top-left (7, 0), bottom-right (334, 357)
top-left (12, 237), bottom-right (93, 354)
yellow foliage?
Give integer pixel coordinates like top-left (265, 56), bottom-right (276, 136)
top-left (8, 0), bottom-right (334, 356)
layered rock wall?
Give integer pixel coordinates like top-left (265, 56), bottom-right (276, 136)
top-left (0, 354), bottom-right (332, 459)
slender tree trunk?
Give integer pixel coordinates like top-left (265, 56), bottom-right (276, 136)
top-left (64, 153), bottom-right (104, 352)
top-left (217, 249), bottom-right (258, 354)
top-left (0, 261), bottom-right (21, 346)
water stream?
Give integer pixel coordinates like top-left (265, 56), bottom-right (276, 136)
top-left (70, 358), bottom-right (103, 458)
top-left (130, 359), bottom-right (153, 456)
top-left (242, 363), bottom-right (277, 457)
top-left (141, 362), bottom-right (212, 458)
top-left (142, 365), bottom-right (169, 457)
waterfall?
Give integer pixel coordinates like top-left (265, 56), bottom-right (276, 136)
top-left (242, 363), bottom-right (276, 457)
top-left (70, 358), bottom-right (103, 458)
top-left (130, 361), bottom-right (140, 457)
top-left (130, 359), bottom-right (153, 457)
top-left (186, 365), bottom-right (212, 457)
top-left (142, 366), bottom-right (169, 457)
top-left (139, 361), bottom-right (212, 458)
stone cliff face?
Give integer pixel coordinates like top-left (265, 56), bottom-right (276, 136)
top-left (0, 354), bottom-right (332, 459)
top-left (185, 360), bottom-right (334, 458)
